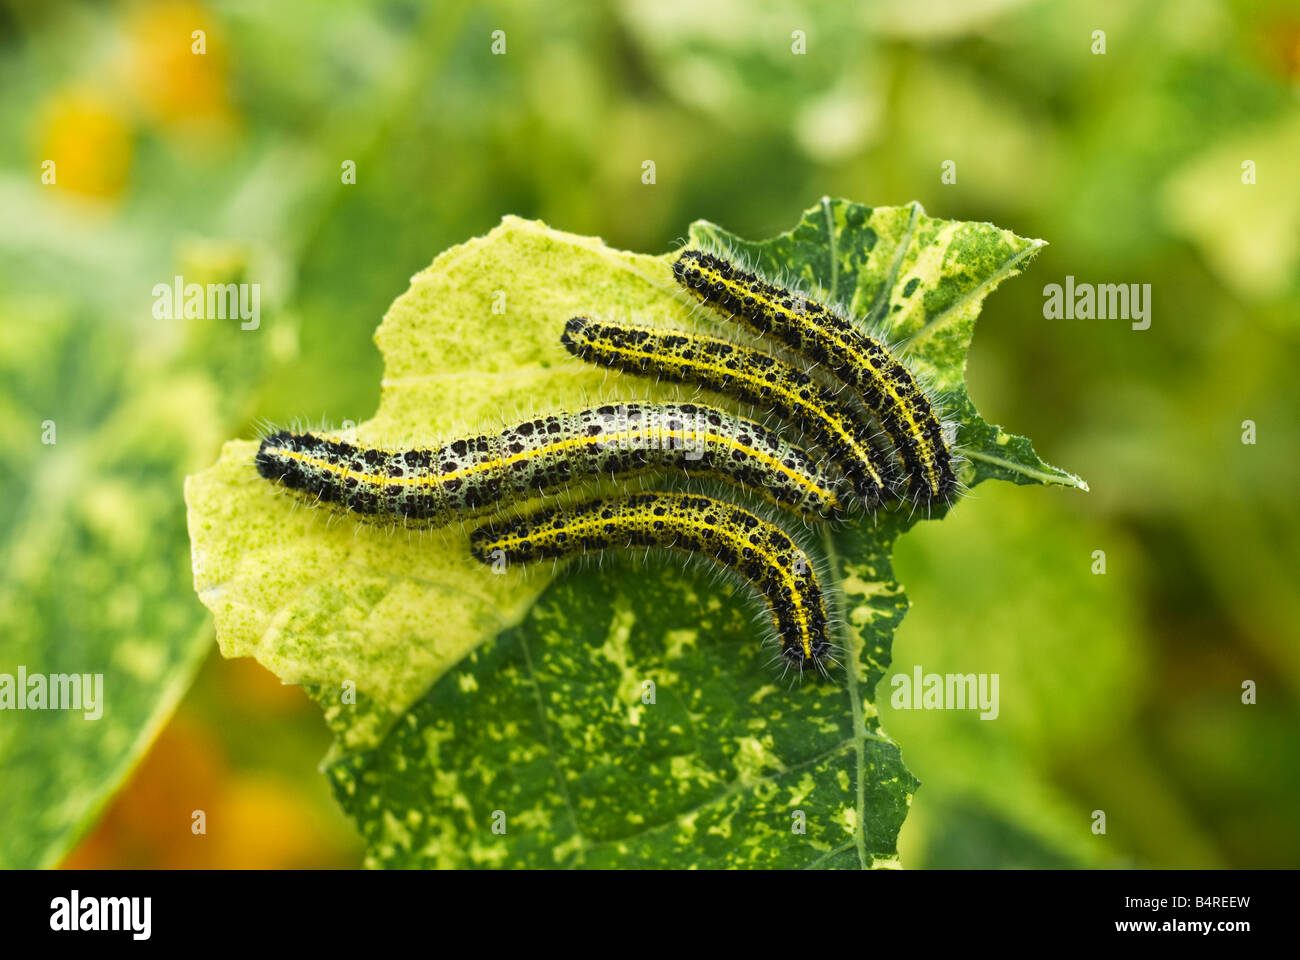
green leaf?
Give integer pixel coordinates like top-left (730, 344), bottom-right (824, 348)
top-left (0, 301), bottom-right (222, 868)
top-left (186, 199), bottom-right (1079, 867)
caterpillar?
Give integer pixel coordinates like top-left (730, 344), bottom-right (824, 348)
top-left (673, 249), bottom-right (959, 507)
top-left (469, 491), bottom-right (834, 675)
top-left (254, 402), bottom-right (842, 526)
top-left (563, 315), bottom-right (896, 509)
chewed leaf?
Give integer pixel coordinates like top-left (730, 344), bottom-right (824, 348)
top-left (185, 199), bottom-right (1082, 867)
top-left (186, 218), bottom-right (696, 753)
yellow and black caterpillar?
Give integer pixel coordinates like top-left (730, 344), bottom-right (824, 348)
top-left (470, 491), bottom-right (834, 674)
top-left (255, 402), bottom-right (841, 526)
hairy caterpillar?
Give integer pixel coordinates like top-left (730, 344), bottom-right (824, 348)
top-left (673, 249), bottom-right (958, 507)
top-left (470, 491), bottom-right (834, 674)
top-left (254, 402), bottom-right (841, 525)
top-left (563, 316), bottom-right (896, 509)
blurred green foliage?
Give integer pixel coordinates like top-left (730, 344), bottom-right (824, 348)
top-left (0, 0), bottom-right (1296, 867)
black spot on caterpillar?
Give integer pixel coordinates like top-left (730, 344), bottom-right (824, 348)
top-left (254, 402), bottom-right (842, 526)
top-left (673, 249), bottom-right (958, 507)
top-left (469, 491), bottom-right (834, 675)
top-left (563, 315), bottom-right (896, 509)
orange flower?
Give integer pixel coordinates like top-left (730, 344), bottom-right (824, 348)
top-left (126, 0), bottom-right (233, 134)
top-left (37, 91), bottom-right (132, 199)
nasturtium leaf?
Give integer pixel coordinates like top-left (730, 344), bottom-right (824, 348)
top-left (186, 198), bottom-right (1082, 867)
